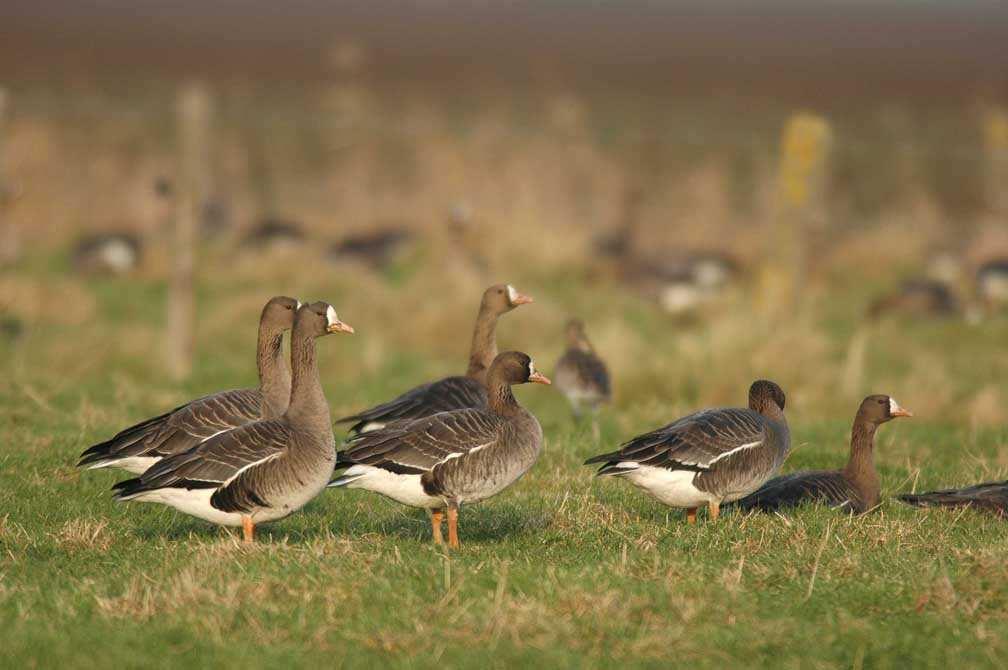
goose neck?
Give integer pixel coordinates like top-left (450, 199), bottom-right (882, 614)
top-left (285, 329), bottom-right (330, 432)
top-left (466, 305), bottom-right (499, 383)
top-left (844, 420), bottom-right (880, 505)
top-left (257, 325), bottom-right (292, 416)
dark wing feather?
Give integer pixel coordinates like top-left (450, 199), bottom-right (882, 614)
top-left (336, 376), bottom-right (487, 433)
top-left (79, 388), bottom-right (263, 466)
top-left (335, 408), bottom-right (504, 476)
top-left (897, 480), bottom-right (1008, 516)
top-left (556, 349), bottom-right (611, 399)
top-left (734, 470), bottom-right (859, 512)
top-left (113, 419), bottom-right (291, 513)
top-left (585, 407), bottom-right (766, 474)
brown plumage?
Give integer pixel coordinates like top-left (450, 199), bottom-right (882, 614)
top-left (898, 481), bottom-right (1008, 517)
top-left (735, 395), bottom-right (912, 515)
top-left (585, 380), bottom-right (789, 523)
top-left (78, 296), bottom-right (301, 474)
top-left (330, 351), bottom-right (551, 549)
top-left (113, 302), bottom-right (354, 543)
top-left (867, 279), bottom-right (959, 320)
top-left (336, 284), bottom-right (532, 433)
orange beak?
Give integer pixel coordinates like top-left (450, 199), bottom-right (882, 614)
top-left (327, 320), bottom-right (355, 334)
top-left (511, 292), bottom-right (534, 306)
top-left (890, 401), bottom-right (912, 418)
top-left (529, 371), bottom-right (551, 385)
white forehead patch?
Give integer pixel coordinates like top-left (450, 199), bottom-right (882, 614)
top-left (296, 300), bottom-right (303, 309)
top-left (507, 285), bottom-right (518, 303)
top-left (889, 397), bottom-right (899, 414)
top-left (528, 359), bottom-right (535, 376)
top-left (325, 305), bottom-right (339, 327)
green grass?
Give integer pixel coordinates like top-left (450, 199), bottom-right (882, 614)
top-left (2, 258), bottom-right (1008, 669)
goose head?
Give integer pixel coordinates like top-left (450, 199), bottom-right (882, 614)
top-left (482, 283), bottom-right (533, 315)
top-left (859, 395), bottom-right (913, 424)
top-left (748, 380), bottom-right (786, 414)
top-left (296, 301), bottom-right (354, 337)
top-left (261, 296), bottom-right (301, 331)
top-left (489, 351), bottom-right (552, 386)
top-left (564, 318), bottom-right (592, 351)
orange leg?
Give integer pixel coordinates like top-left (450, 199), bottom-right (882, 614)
top-left (686, 507), bottom-right (698, 525)
top-left (242, 516), bottom-right (255, 544)
top-left (447, 505), bottom-right (460, 549)
top-left (431, 509), bottom-right (445, 546)
top-left (708, 500), bottom-right (720, 521)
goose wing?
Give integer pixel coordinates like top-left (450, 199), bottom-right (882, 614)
top-left (897, 480), bottom-right (1008, 515)
top-left (556, 349), bottom-right (611, 398)
top-left (734, 470), bottom-right (858, 511)
top-left (586, 407), bottom-right (767, 473)
top-left (336, 376), bottom-right (487, 433)
top-left (335, 408), bottom-right (504, 476)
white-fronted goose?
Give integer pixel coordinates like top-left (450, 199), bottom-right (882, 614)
top-left (328, 226), bottom-right (413, 272)
top-left (72, 233), bottom-right (142, 275)
top-left (112, 302), bottom-right (353, 543)
top-left (329, 351), bottom-right (550, 549)
top-left (337, 284), bottom-right (532, 433)
top-left (585, 380), bottom-right (789, 524)
top-left (240, 218), bottom-right (305, 250)
top-left (898, 481), bottom-right (1008, 518)
top-left (977, 258), bottom-right (1008, 311)
top-left (735, 395), bottom-right (912, 514)
top-left (78, 296), bottom-right (301, 474)
top-left (867, 279), bottom-right (959, 320)
top-left (554, 319), bottom-right (610, 437)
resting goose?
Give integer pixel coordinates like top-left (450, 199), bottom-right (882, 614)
top-left (72, 232), bottom-right (142, 275)
top-left (554, 319), bottom-right (611, 437)
top-left (584, 380), bottom-right (789, 523)
top-left (328, 226), bottom-right (413, 272)
top-left (898, 481), bottom-right (1008, 517)
top-left (735, 395), bottom-right (912, 514)
top-left (977, 258), bottom-right (1008, 311)
top-left (78, 296), bottom-right (301, 474)
top-left (330, 351), bottom-right (550, 549)
top-left (112, 302), bottom-right (353, 543)
top-left (337, 283), bottom-right (532, 433)
top-left (867, 279), bottom-right (959, 320)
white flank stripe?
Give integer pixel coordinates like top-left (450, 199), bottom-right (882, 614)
top-left (706, 440), bottom-right (762, 466)
top-left (222, 451), bottom-right (283, 487)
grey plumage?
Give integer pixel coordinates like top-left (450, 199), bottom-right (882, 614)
top-left (78, 296), bottom-right (300, 473)
top-left (898, 481), bottom-right (1008, 517)
top-left (554, 319), bottom-right (610, 420)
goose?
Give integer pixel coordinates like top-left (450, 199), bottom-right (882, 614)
top-left (553, 319), bottom-right (611, 438)
top-left (328, 226), bottom-right (413, 272)
top-left (240, 218), bottom-right (305, 250)
top-left (72, 232), bottom-right (142, 275)
top-left (78, 296), bottom-right (301, 474)
top-left (337, 283), bottom-right (532, 433)
top-left (735, 395), bottom-right (912, 514)
top-left (112, 301), bottom-right (353, 543)
top-left (898, 481), bottom-right (1008, 518)
top-left (977, 258), bottom-right (1008, 311)
top-left (867, 279), bottom-right (959, 320)
top-left (329, 351), bottom-right (551, 548)
top-left (584, 380), bottom-right (789, 523)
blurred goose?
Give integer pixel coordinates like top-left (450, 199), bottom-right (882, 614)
top-left (330, 351), bottom-right (550, 548)
top-left (735, 395), bottom-right (912, 514)
top-left (78, 296), bottom-right (300, 473)
top-left (337, 284), bottom-right (532, 433)
top-left (112, 302), bottom-right (353, 543)
top-left (72, 232), bottom-right (142, 275)
top-left (585, 380), bottom-right (789, 523)
top-left (898, 481), bottom-right (1008, 518)
top-left (241, 218), bottom-right (305, 250)
top-left (554, 319), bottom-right (611, 437)
top-left (977, 258), bottom-right (1008, 311)
top-left (867, 279), bottom-right (959, 320)
top-left (328, 226), bottom-right (413, 272)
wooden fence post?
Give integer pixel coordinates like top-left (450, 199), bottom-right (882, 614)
top-left (167, 82), bottom-right (211, 381)
top-left (983, 108), bottom-right (1008, 216)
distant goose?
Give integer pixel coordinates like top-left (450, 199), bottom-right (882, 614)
top-left (977, 258), bottom-right (1008, 311)
top-left (585, 380), bottom-right (789, 523)
top-left (240, 218), bottom-right (305, 250)
top-left (78, 296), bottom-right (301, 474)
top-left (898, 481), bottom-right (1008, 518)
top-left (621, 252), bottom-right (741, 315)
top-left (735, 395), bottom-right (912, 514)
top-left (328, 226), bottom-right (413, 272)
top-left (329, 351), bottom-right (550, 548)
top-left (554, 319), bottom-right (610, 437)
top-left (112, 302), bottom-right (353, 543)
top-left (867, 279), bottom-right (959, 320)
top-left (336, 284), bottom-right (532, 433)
top-left (72, 233), bottom-right (142, 275)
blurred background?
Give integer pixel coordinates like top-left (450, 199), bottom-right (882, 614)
top-left (1, 1), bottom-right (1007, 433)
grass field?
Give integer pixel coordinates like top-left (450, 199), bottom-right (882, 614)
top-left (2, 247), bottom-right (1008, 668)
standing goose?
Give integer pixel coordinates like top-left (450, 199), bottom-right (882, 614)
top-left (78, 296), bottom-right (301, 474)
top-left (584, 380), bottom-right (789, 524)
top-left (336, 284), bottom-right (532, 433)
top-left (329, 351), bottom-right (551, 549)
top-left (735, 395), bottom-right (912, 514)
top-left (112, 302), bottom-right (353, 543)
top-left (553, 319), bottom-right (611, 438)
top-left (898, 481), bottom-right (1008, 517)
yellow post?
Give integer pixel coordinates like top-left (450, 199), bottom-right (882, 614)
top-left (983, 107), bottom-right (1008, 216)
top-left (763, 112), bottom-right (832, 315)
